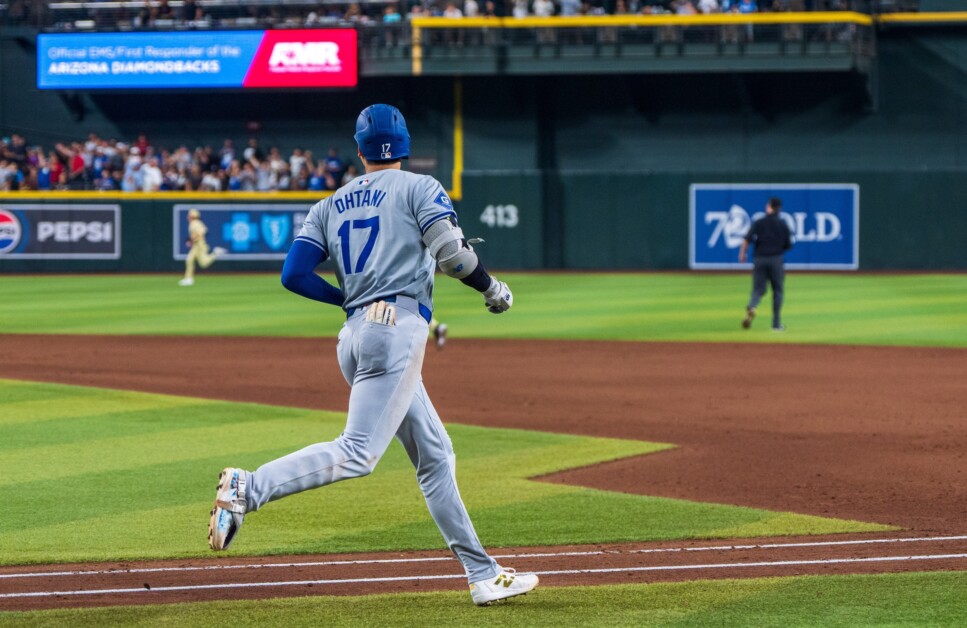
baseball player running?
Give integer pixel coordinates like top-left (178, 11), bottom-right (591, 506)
top-left (209, 104), bottom-right (537, 606)
top-left (179, 208), bottom-right (227, 286)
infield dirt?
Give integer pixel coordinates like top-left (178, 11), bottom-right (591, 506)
top-left (1, 335), bottom-right (965, 610)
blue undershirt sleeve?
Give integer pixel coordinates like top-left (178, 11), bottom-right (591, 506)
top-left (460, 262), bottom-right (494, 293)
top-left (281, 239), bottom-right (344, 306)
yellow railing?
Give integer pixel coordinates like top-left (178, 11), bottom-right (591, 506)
top-left (877, 12), bottom-right (967, 24)
top-left (410, 12), bottom-right (875, 29)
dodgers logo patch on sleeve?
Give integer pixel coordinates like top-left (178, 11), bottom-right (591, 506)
top-left (433, 192), bottom-right (453, 210)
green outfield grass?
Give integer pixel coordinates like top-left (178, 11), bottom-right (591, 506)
top-left (0, 379), bottom-right (888, 566)
top-left (2, 272), bottom-right (966, 346)
top-left (4, 571), bottom-right (965, 627)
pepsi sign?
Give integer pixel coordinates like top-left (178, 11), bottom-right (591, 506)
top-left (0, 209), bottom-right (22, 254)
top-left (690, 184), bottom-right (859, 270)
top-left (0, 205), bottom-right (121, 259)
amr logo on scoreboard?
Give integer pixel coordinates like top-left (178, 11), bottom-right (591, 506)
top-left (689, 183), bottom-right (860, 271)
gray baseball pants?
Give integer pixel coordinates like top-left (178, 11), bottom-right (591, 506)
top-left (748, 254), bottom-right (785, 328)
top-left (243, 295), bottom-right (499, 583)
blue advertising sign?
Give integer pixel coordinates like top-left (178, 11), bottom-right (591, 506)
top-left (172, 204), bottom-right (310, 261)
top-left (37, 30), bottom-right (358, 90)
top-left (38, 32), bottom-right (264, 89)
top-left (689, 184), bottom-right (859, 270)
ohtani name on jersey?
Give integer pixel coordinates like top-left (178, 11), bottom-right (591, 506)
top-left (334, 189), bottom-right (386, 213)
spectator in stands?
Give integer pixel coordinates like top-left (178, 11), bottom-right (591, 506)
top-left (188, 5), bottom-right (210, 26)
top-left (675, 0), bottom-right (698, 13)
top-left (135, 1), bottom-right (156, 28)
top-left (383, 4), bottom-right (403, 22)
top-left (171, 145), bottom-right (192, 172)
top-left (219, 139), bottom-right (236, 170)
top-left (324, 147), bottom-right (344, 182)
top-left (698, 0), bottom-right (720, 12)
top-left (253, 157), bottom-right (273, 191)
top-left (443, 1), bottom-right (463, 17)
top-left (3, 134), bottom-right (27, 168)
top-left (465, 0), bottom-right (480, 17)
top-left (193, 146), bottom-right (210, 172)
top-left (186, 163), bottom-right (204, 191)
top-left (156, 0), bottom-right (175, 20)
top-left (341, 164), bottom-right (359, 186)
top-left (200, 168), bottom-right (222, 192)
top-left (121, 164), bottom-right (140, 192)
top-left (162, 164), bottom-right (185, 191)
top-left (344, 3), bottom-right (364, 21)
top-left (239, 161), bottom-right (257, 191)
top-left (243, 137), bottom-right (263, 163)
top-left (307, 162), bottom-right (327, 191)
top-left (141, 157), bottom-right (163, 192)
top-left (62, 142), bottom-right (87, 190)
top-left (288, 147), bottom-right (305, 181)
top-left (533, 0), bottom-right (555, 17)
top-left (277, 163), bottom-right (292, 190)
top-left (512, 0), bottom-right (529, 18)
top-left (181, 0), bottom-right (198, 22)
top-left (94, 168), bottom-right (117, 191)
top-left (268, 146), bottom-right (285, 177)
top-left (0, 160), bottom-right (22, 191)
top-left (134, 133), bottom-right (151, 156)
top-left (407, 4), bottom-right (426, 19)
top-left (35, 154), bottom-right (52, 191)
top-left (48, 152), bottom-right (65, 190)
top-left (560, 0), bottom-right (581, 16)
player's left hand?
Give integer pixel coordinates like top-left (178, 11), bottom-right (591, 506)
top-left (483, 277), bottom-right (513, 314)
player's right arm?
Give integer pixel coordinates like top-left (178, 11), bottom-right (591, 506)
top-left (281, 201), bottom-right (344, 306)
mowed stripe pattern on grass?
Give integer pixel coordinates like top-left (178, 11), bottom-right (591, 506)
top-left (0, 379), bottom-right (886, 566)
top-left (1, 273), bottom-right (965, 346)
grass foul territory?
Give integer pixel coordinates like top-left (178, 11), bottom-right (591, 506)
top-left (0, 379), bottom-right (887, 566)
top-left (1, 273), bottom-right (965, 347)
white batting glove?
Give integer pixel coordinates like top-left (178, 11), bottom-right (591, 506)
top-left (482, 277), bottom-right (513, 314)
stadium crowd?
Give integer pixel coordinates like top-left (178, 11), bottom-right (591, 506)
top-left (0, 132), bottom-right (360, 192)
top-left (2, 0), bottom-right (882, 30)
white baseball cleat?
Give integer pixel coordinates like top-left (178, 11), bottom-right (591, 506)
top-left (208, 467), bottom-right (248, 551)
top-left (213, 247), bottom-right (228, 256)
top-left (434, 323), bottom-right (448, 349)
top-left (178, 277), bottom-right (194, 286)
top-left (469, 568), bottom-right (539, 606)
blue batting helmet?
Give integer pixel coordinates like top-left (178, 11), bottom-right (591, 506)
top-left (354, 104), bottom-right (410, 162)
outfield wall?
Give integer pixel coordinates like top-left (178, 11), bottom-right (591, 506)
top-left (2, 167), bottom-right (964, 272)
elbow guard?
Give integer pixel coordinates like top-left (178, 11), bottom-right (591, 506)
top-left (423, 219), bottom-right (479, 279)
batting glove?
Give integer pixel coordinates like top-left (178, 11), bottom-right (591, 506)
top-left (483, 277), bottom-right (513, 314)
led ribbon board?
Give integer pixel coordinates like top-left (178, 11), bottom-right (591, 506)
top-left (37, 30), bottom-right (358, 89)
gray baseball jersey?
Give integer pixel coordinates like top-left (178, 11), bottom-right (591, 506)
top-left (296, 169), bottom-right (456, 311)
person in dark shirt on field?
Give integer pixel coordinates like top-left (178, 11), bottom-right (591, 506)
top-left (739, 196), bottom-right (793, 331)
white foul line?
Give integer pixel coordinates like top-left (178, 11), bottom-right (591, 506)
top-left (1, 553), bottom-right (965, 600)
top-left (2, 535), bottom-right (966, 581)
